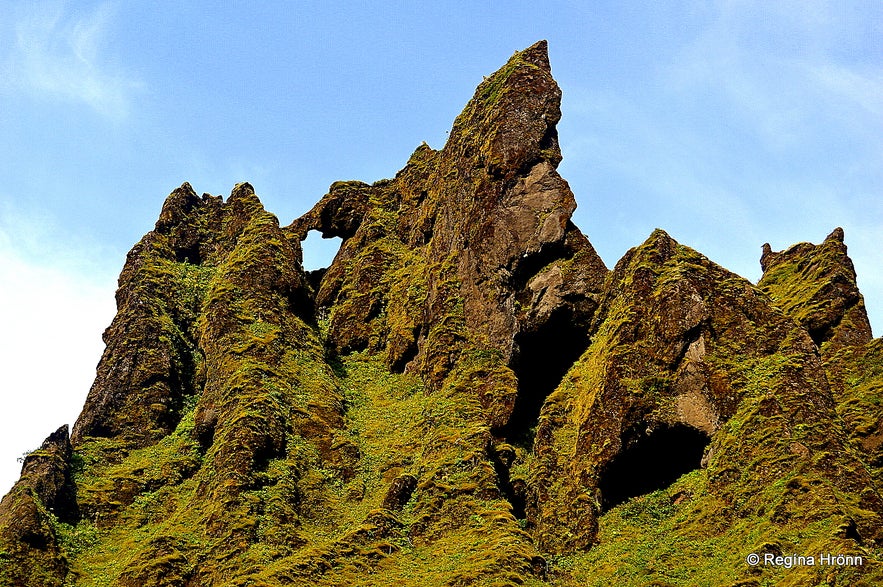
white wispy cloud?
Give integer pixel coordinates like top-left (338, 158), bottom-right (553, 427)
top-left (806, 62), bottom-right (883, 124)
top-left (0, 207), bottom-right (117, 495)
top-left (665, 0), bottom-right (883, 150)
top-left (1, 1), bottom-right (139, 118)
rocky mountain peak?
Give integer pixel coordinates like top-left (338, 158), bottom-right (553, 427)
top-left (289, 40), bottom-right (607, 403)
top-left (826, 226), bottom-right (846, 243)
top-left (445, 39), bottom-right (562, 178)
top-left (759, 227), bottom-right (872, 351)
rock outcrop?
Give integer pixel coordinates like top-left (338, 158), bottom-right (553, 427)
top-left (0, 426), bottom-right (76, 586)
top-left (530, 230), bottom-right (882, 565)
top-left (1, 41), bottom-right (881, 586)
top-left (760, 227), bottom-right (872, 352)
top-left (289, 41), bottom-right (607, 401)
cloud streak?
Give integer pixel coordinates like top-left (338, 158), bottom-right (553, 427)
top-left (560, 0), bottom-right (882, 332)
top-left (1, 1), bottom-right (139, 118)
top-left (0, 206), bottom-right (117, 495)
top-left (666, 0), bottom-right (883, 150)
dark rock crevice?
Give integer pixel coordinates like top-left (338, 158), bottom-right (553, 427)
top-left (501, 307), bottom-right (590, 446)
top-left (490, 445), bottom-right (527, 520)
top-left (174, 245), bottom-right (202, 264)
top-left (670, 322), bottom-right (705, 369)
top-left (510, 241), bottom-right (569, 293)
top-left (388, 324), bottom-right (421, 374)
top-left (194, 415), bottom-right (216, 454)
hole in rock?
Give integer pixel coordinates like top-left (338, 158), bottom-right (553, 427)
top-left (194, 416), bottom-right (216, 454)
top-left (599, 423), bottom-right (710, 512)
top-left (808, 324), bottom-right (831, 348)
top-left (842, 519), bottom-right (862, 544)
top-left (252, 435), bottom-right (285, 477)
top-left (502, 308), bottom-right (589, 446)
top-left (301, 230), bottom-right (343, 272)
top-left (174, 245), bottom-right (202, 264)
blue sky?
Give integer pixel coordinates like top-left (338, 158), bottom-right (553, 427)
top-left (0, 1), bottom-right (880, 493)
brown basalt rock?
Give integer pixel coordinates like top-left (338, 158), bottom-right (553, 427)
top-left (759, 227), bottom-right (873, 352)
top-left (290, 41), bottom-right (608, 425)
top-left (73, 183), bottom-right (314, 450)
top-left (73, 183), bottom-right (223, 446)
top-left (0, 426), bottom-right (76, 586)
top-left (529, 229), bottom-right (883, 552)
top-left (382, 474), bottom-right (418, 511)
top-left (17, 426), bottom-right (78, 523)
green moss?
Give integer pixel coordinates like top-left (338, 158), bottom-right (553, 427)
top-left (825, 339), bottom-right (883, 488)
top-left (338, 352), bottom-right (424, 491)
top-left (757, 236), bottom-right (868, 357)
top-left (478, 58), bottom-right (521, 106)
top-left (759, 246), bottom-right (832, 322)
top-left (554, 462), bottom-right (882, 587)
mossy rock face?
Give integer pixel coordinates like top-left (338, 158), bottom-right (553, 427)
top-left (759, 227), bottom-right (872, 353)
top-left (290, 40), bottom-right (608, 403)
top-left (825, 338), bottom-right (883, 494)
top-left (759, 227), bottom-right (883, 508)
top-left (0, 426), bottom-right (75, 586)
top-left (73, 183), bottom-right (225, 447)
top-left (2, 42), bottom-right (883, 586)
top-left (529, 230), bottom-right (883, 584)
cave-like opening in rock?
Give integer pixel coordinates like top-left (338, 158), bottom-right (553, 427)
top-left (599, 423), bottom-right (710, 512)
top-left (502, 308), bottom-right (589, 447)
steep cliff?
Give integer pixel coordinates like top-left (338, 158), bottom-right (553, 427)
top-left (1, 41), bottom-right (881, 587)
top-left (760, 228), bottom-right (883, 494)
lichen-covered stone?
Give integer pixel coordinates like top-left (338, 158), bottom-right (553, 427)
top-left (759, 227), bottom-right (873, 352)
top-left (0, 426), bottom-right (75, 586)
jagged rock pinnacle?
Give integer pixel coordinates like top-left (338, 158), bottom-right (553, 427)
top-left (826, 226), bottom-right (845, 242)
top-left (759, 227), bottom-right (872, 350)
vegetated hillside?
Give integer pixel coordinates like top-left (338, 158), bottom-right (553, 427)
top-left (1, 41), bottom-right (881, 587)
